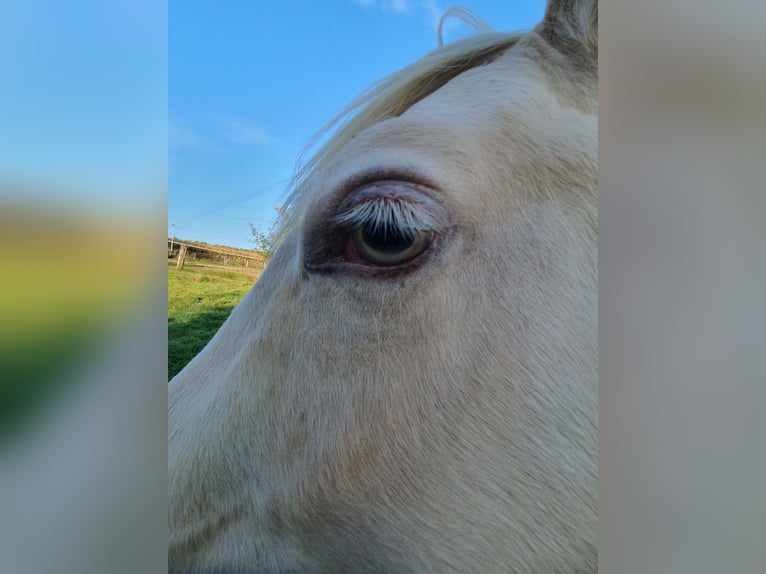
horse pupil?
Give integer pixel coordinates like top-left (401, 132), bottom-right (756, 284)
top-left (362, 224), bottom-right (413, 254)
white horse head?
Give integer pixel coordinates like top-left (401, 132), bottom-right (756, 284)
top-left (169, 1), bottom-right (597, 572)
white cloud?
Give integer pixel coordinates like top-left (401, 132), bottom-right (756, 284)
top-left (351, 0), bottom-right (453, 35)
top-left (219, 118), bottom-right (272, 145)
top-left (169, 116), bottom-right (273, 151)
top-left (168, 121), bottom-right (207, 150)
top-left (389, 0), bottom-right (408, 13)
top-left (352, 0), bottom-right (410, 14)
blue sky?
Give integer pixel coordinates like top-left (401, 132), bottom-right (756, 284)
top-left (1, 1), bottom-right (166, 213)
top-left (169, 0), bottom-right (546, 249)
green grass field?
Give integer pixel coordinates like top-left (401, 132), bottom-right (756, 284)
top-left (168, 263), bottom-right (259, 380)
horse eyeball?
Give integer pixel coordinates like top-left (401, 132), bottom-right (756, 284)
top-left (351, 223), bottom-right (431, 266)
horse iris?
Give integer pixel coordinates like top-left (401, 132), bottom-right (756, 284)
top-left (351, 222), bottom-right (430, 266)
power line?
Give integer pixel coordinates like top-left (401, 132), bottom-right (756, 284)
top-left (176, 178), bottom-right (289, 227)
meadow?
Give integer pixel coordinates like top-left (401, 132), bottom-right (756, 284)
top-left (168, 262), bottom-right (259, 380)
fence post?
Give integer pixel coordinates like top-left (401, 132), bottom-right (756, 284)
top-left (176, 244), bottom-right (187, 269)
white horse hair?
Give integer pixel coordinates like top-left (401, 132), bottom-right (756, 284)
top-left (169, 1), bottom-right (598, 572)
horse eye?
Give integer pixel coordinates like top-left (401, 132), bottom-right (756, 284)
top-left (350, 222), bottom-right (432, 266)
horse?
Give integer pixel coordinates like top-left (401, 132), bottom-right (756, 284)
top-left (169, 1), bottom-right (598, 572)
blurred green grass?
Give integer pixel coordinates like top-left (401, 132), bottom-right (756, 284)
top-left (167, 264), bottom-right (257, 380)
top-left (0, 327), bottom-right (106, 442)
top-left (0, 212), bottom-right (154, 442)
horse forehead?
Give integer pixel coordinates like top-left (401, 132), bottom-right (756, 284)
top-left (319, 60), bottom-right (592, 203)
top-left (405, 49), bottom-right (557, 122)
top-left (348, 56), bottom-right (584, 163)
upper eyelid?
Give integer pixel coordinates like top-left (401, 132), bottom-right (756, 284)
top-left (332, 169), bottom-right (444, 202)
top-left (314, 168), bottom-right (444, 221)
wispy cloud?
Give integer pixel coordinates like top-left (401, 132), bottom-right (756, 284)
top-left (169, 121), bottom-right (208, 150)
top-left (219, 117), bottom-right (272, 145)
top-left (353, 0), bottom-right (410, 14)
top-left (390, 0), bottom-right (408, 13)
top-left (352, 1), bottom-right (503, 39)
top-left (352, 0), bottom-right (455, 34)
top-left (169, 115), bottom-right (274, 152)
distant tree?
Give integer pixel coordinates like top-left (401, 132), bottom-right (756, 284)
top-left (248, 219), bottom-right (279, 262)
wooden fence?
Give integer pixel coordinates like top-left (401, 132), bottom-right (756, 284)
top-left (168, 240), bottom-right (266, 272)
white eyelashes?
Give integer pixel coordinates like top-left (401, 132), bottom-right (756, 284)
top-left (332, 196), bottom-right (436, 238)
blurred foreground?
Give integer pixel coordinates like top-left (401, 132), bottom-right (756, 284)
top-left (600, 1), bottom-right (766, 572)
top-left (0, 1), bottom-right (167, 573)
top-left (0, 200), bottom-right (168, 573)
